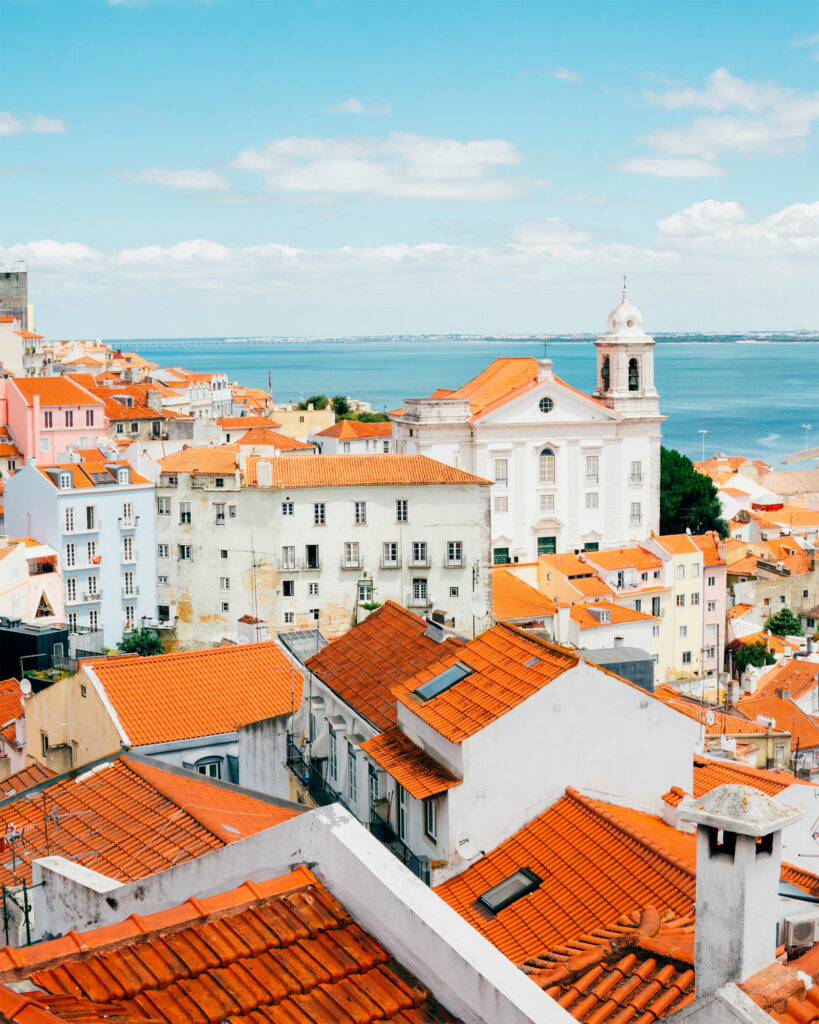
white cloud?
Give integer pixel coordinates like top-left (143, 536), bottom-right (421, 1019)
top-left (791, 33), bottom-right (819, 48)
top-left (645, 68), bottom-right (793, 113)
top-left (117, 239), bottom-right (233, 264)
top-left (658, 199), bottom-right (819, 253)
top-left (231, 131), bottom-right (531, 199)
top-left (0, 112), bottom-right (66, 138)
top-left (618, 157), bottom-right (725, 178)
top-left (552, 68), bottom-right (582, 83)
top-left (0, 240), bottom-right (101, 266)
top-left (119, 168), bottom-right (229, 190)
top-left (325, 98), bottom-right (392, 115)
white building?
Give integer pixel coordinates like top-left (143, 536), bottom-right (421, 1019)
top-left (0, 538), bottom-right (64, 626)
top-left (155, 449), bottom-right (492, 647)
top-left (4, 459), bottom-right (157, 648)
top-left (309, 419), bottom-right (393, 454)
top-left (392, 289), bottom-right (663, 563)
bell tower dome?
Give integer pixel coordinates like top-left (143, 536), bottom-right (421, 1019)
top-left (593, 282), bottom-right (660, 419)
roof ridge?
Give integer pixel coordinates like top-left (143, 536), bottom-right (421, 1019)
top-left (565, 788), bottom-right (696, 881)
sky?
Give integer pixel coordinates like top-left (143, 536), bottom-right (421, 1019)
top-left (1, 0), bottom-right (817, 339)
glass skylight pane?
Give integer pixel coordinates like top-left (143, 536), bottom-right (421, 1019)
top-left (414, 662), bottom-right (473, 701)
top-left (478, 868), bottom-right (542, 913)
top-left (524, 656), bottom-right (541, 668)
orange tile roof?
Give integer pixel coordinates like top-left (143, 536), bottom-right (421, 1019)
top-left (727, 555), bottom-right (759, 576)
top-left (743, 945), bottom-right (819, 1023)
top-left (0, 762), bottom-right (55, 796)
top-left (11, 377), bottom-right (103, 408)
top-left (360, 726), bottom-right (462, 799)
top-left (88, 640), bottom-right (303, 745)
top-left (754, 660), bottom-right (819, 702)
top-left (0, 755), bottom-right (298, 887)
top-left (692, 753), bottom-right (801, 798)
top-left (691, 531), bottom-right (726, 564)
top-left (737, 694), bottom-right (819, 749)
top-left (218, 415), bottom-right (282, 429)
top-left (569, 575), bottom-right (615, 597)
top-left (653, 690), bottom-right (782, 737)
top-left (652, 534), bottom-right (700, 556)
top-left (245, 453), bottom-right (491, 488)
top-left (741, 630), bottom-right (802, 655)
top-left (521, 906), bottom-right (696, 1022)
top-left (435, 787), bottom-right (697, 963)
top-left (316, 419), bottom-right (393, 439)
top-left (586, 547), bottom-right (663, 572)
top-left (36, 460), bottom-right (151, 489)
top-left (395, 623), bottom-right (578, 744)
top-left (570, 600), bottom-right (656, 630)
top-left (728, 602), bottom-right (755, 620)
top-left (0, 866), bottom-right (462, 1024)
top-left (0, 678), bottom-right (22, 727)
top-left (236, 427), bottom-right (316, 450)
top-left (158, 443), bottom-right (240, 476)
top-left (434, 356), bottom-right (540, 416)
top-left (305, 601), bottom-right (461, 731)
top-left (540, 551), bottom-right (598, 576)
top-left (491, 569), bottom-right (557, 620)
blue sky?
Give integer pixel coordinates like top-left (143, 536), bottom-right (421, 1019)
top-left (1, 0), bottom-right (817, 338)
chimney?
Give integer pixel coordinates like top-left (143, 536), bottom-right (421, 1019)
top-left (677, 785), bottom-right (803, 997)
top-left (256, 459), bottom-right (272, 487)
top-left (424, 619), bottom-right (446, 643)
top-left (145, 387), bottom-right (162, 413)
top-left (775, 687), bottom-right (791, 700)
top-left (536, 358), bottom-right (553, 383)
top-left (614, 634), bottom-right (624, 648)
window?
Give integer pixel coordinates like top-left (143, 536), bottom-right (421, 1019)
top-left (282, 580), bottom-right (295, 597)
top-left (538, 396), bottom-right (554, 414)
top-left (219, 577), bottom-right (230, 591)
top-left (220, 549), bottom-right (228, 559)
top-left (65, 410), bottom-right (74, 428)
top-left (654, 570), bottom-right (660, 580)
top-left (358, 579), bottom-right (373, 603)
top-left (116, 423), bottom-right (125, 435)
top-left (691, 592), bottom-right (700, 605)
top-left (347, 746), bottom-right (358, 802)
top-left (629, 502), bottom-right (641, 525)
top-left (493, 547), bottom-right (510, 565)
top-left (64, 507), bottom-right (75, 533)
top-left (310, 608), bottom-right (320, 622)
top-left (446, 541), bottom-right (463, 566)
top-left (652, 596), bottom-right (661, 616)
top-left (343, 541), bottom-right (360, 568)
top-left (215, 502), bottom-right (226, 525)
top-left (354, 501), bottom-right (367, 525)
top-left (124, 604), bottom-right (135, 630)
top-left (329, 732), bottom-right (338, 779)
top-left (59, 472), bottom-right (71, 489)
top-left (478, 868), bottom-right (542, 914)
top-left (130, 421), bottom-right (139, 434)
top-left (308, 582), bottom-right (318, 596)
top-left (89, 609), bottom-right (99, 630)
top-left (807, 617), bottom-right (816, 629)
top-left (305, 544), bottom-right (320, 569)
top-left (41, 733), bottom-right (49, 757)
top-left (212, 477), bottom-right (224, 488)
top-left (382, 541), bottom-right (398, 567)
top-left (398, 785), bottom-right (407, 840)
top-left (585, 492), bottom-right (599, 510)
top-left (707, 575), bottom-right (716, 587)
top-left (85, 506), bottom-right (96, 530)
top-left (179, 544), bottom-right (191, 560)
top-left (158, 575), bottom-right (168, 585)
top-left (537, 536), bottom-right (556, 556)
top-left (682, 651), bottom-right (692, 665)
top-left (411, 541), bottom-right (428, 565)
top-left (85, 409), bottom-right (95, 427)
top-left (396, 498), bottom-right (408, 522)
top-left (494, 458), bottom-right (508, 485)
top-left (87, 575), bottom-right (98, 595)
top-left (284, 611), bottom-right (294, 624)
top-left (450, 586), bottom-right (459, 597)
top-left (123, 571), bottom-right (135, 596)
top-left (43, 410), bottom-right (53, 429)
top-left (676, 594), bottom-right (685, 607)
top-left (707, 600), bottom-right (716, 613)
top-left (228, 505), bottom-right (236, 518)
top-left (121, 501), bottom-right (133, 523)
top-left (123, 536), bottom-right (134, 561)
top-left (628, 357), bottom-right (639, 392)
top-left (538, 448), bottom-right (555, 485)
top-left (65, 543), bottom-right (76, 568)
top-left (652, 625), bottom-right (660, 637)
top-left (692, 563), bottom-right (700, 577)
top-left (412, 578), bottom-right (428, 604)
top-left (600, 355), bottom-right (610, 391)
top-left (706, 623), bottom-right (717, 636)
top-left (196, 760), bottom-right (221, 779)
top-left (281, 546), bottom-right (296, 570)
top-left (634, 599), bottom-right (642, 612)
top-left (281, 501), bottom-right (294, 516)
top-left (68, 612), bottom-right (78, 632)
top-left (424, 799), bottom-right (438, 842)
top-left (780, 594), bottom-right (786, 605)
top-left (585, 455), bottom-right (599, 485)
top-left (157, 543), bottom-right (169, 559)
top-left (540, 493), bottom-right (555, 513)
top-left (66, 577), bottom-right (77, 602)
top-left (157, 497), bottom-right (171, 516)
top-left (803, 589), bottom-right (810, 600)
top-left (166, 475), bottom-right (178, 487)
top-left (679, 625), bottom-right (688, 638)
top-left (314, 502), bottom-right (326, 525)
top-left (342, 441), bottom-right (351, 453)
top-left (677, 564), bottom-right (685, 580)
top-left (629, 461), bottom-right (642, 484)
top-left (494, 496), bottom-right (508, 513)
top-left (382, 440), bottom-right (390, 453)
top-left (179, 501), bottom-right (191, 524)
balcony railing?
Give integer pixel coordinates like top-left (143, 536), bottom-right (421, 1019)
top-left (409, 557), bottom-right (431, 568)
top-left (380, 557), bottom-right (401, 569)
top-left (340, 557), bottom-right (362, 571)
top-left (118, 517), bottom-right (139, 529)
top-left (122, 586), bottom-right (139, 598)
top-left (285, 737), bottom-right (341, 808)
top-left (407, 592), bottom-right (432, 608)
top-left (369, 812), bottom-right (430, 885)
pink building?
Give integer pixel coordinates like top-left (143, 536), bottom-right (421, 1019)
top-left (6, 377), bottom-right (107, 464)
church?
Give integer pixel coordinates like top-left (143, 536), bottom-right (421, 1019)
top-left (391, 289), bottom-right (664, 563)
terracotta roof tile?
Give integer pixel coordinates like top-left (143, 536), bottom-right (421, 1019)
top-left (690, 532), bottom-right (726, 564)
top-left (316, 419), bottom-right (393, 439)
top-left (737, 694), bottom-right (819, 749)
top-left (586, 548), bottom-right (663, 572)
top-left (692, 753), bottom-right (801, 798)
top-left (36, 461), bottom-right (151, 489)
top-left (88, 641), bottom-right (303, 746)
top-left (727, 556), bottom-right (759, 576)
top-left (11, 378), bottom-right (104, 408)
top-left (570, 600), bottom-right (656, 630)
top-left (754, 660), bottom-right (819, 702)
top-left (652, 534), bottom-right (700, 556)
top-left (654, 690), bottom-right (782, 737)
top-left (235, 427), bottom-right (316, 451)
top-left (0, 867), bottom-right (462, 1024)
top-left (0, 755), bottom-right (298, 887)
top-left (158, 444), bottom-right (240, 476)
top-left (395, 623), bottom-right (578, 744)
top-left (217, 415), bottom-right (282, 429)
top-left (305, 601), bottom-right (460, 731)
top-left (491, 569), bottom-right (556, 621)
top-left (728, 603), bottom-right (755, 620)
top-left (0, 762), bottom-right (55, 796)
top-left (245, 453), bottom-right (490, 488)
top-left (0, 678), bottom-right (22, 728)
top-left (360, 726), bottom-right (461, 799)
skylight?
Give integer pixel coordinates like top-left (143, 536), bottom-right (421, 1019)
top-left (524, 656), bottom-right (541, 668)
top-left (414, 662), bottom-right (474, 702)
top-left (478, 868), bottom-right (542, 913)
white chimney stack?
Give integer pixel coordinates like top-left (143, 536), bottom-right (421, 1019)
top-left (677, 784), bottom-right (803, 998)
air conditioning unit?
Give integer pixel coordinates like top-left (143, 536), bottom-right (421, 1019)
top-left (783, 910), bottom-right (819, 948)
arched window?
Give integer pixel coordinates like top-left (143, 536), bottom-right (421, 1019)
top-left (601, 356), bottom-right (610, 391)
top-left (628, 357), bottom-right (639, 392)
top-left (539, 447), bottom-right (555, 485)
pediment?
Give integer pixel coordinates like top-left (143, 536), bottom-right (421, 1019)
top-left (476, 378), bottom-right (619, 427)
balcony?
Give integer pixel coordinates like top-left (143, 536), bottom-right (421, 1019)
top-left (368, 811), bottom-right (430, 885)
top-left (64, 591), bottom-right (102, 606)
top-left (444, 558), bottom-right (464, 569)
top-left (122, 586), bottom-right (140, 598)
top-left (380, 557), bottom-right (401, 570)
top-left (408, 557), bottom-right (431, 569)
top-left (340, 557), bottom-right (362, 571)
top-left (285, 736), bottom-right (349, 809)
top-left (407, 592), bottom-right (432, 609)
top-left (303, 558), bottom-right (323, 572)
top-left (118, 517), bottom-right (139, 530)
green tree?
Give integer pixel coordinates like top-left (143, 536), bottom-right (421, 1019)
top-left (660, 446), bottom-right (729, 538)
top-left (733, 640), bottom-right (775, 684)
top-left (118, 628), bottom-right (164, 657)
top-left (331, 394), bottom-right (351, 417)
top-left (764, 608), bottom-right (803, 636)
top-left (297, 395), bottom-right (329, 410)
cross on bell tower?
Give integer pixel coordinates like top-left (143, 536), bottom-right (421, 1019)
top-left (592, 284), bottom-right (660, 420)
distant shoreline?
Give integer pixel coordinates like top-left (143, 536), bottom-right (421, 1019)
top-left (112, 334), bottom-right (819, 346)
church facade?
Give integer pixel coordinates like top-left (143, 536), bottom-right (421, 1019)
top-left (391, 290), bottom-right (664, 564)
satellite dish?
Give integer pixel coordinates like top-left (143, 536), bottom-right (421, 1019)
top-left (19, 679), bottom-right (31, 696)
top-left (705, 709), bottom-right (715, 726)
top-left (470, 593), bottom-right (489, 618)
top-left (456, 831), bottom-right (478, 860)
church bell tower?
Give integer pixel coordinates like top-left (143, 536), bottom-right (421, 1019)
top-left (593, 283), bottom-right (660, 420)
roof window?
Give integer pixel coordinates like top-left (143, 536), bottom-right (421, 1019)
top-left (478, 868), bottom-right (542, 913)
top-left (58, 472), bottom-right (72, 490)
top-left (524, 656), bottom-right (541, 668)
top-left (415, 662), bottom-right (474, 702)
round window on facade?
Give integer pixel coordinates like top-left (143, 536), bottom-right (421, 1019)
top-left (538, 396), bottom-right (554, 414)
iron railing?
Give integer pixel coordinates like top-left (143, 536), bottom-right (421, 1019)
top-left (369, 813), bottom-right (431, 885)
top-left (285, 736), bottom-right (340, 807)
